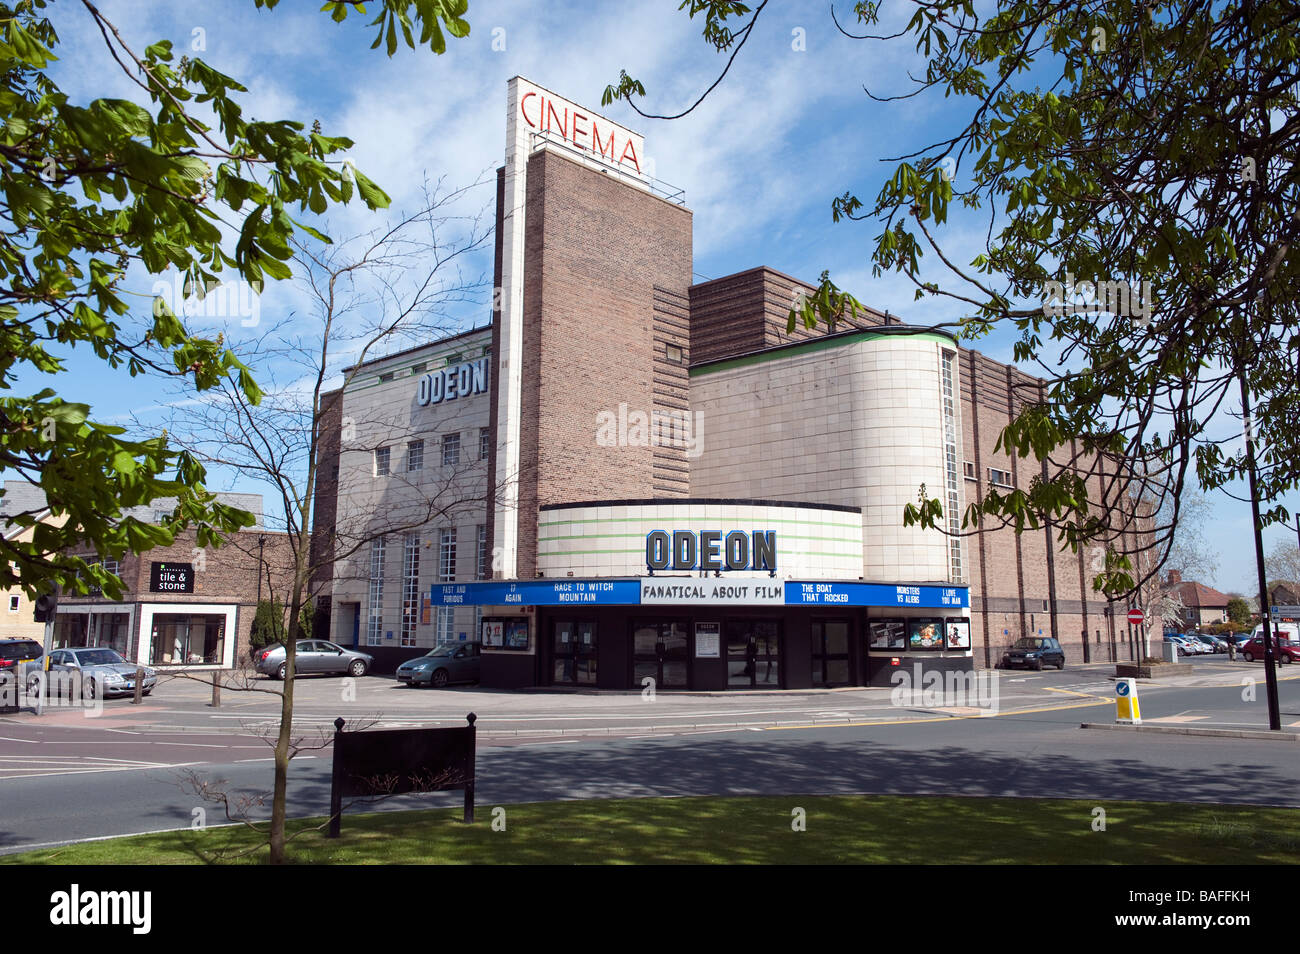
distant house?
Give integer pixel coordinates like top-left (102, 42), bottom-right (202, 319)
top-left (1270, 582), bottom-right (1300, 607)
top-left (1163, 571), bottom-right (1230, 628)
top-left (1, 480), bottom-right (68, 643)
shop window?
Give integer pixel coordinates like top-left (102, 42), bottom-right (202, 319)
top-left (442, 433), bottom-right (460, 467)
top-left (53, 614), bottom-right (89, 648)
top-left (375, 447), bottom-right (390, 477)
top-left (150, 613), bottom-right (225, 666)
top-left (726, 619), bottom-right (781, 688)
top-left (553, 619), bottom-right (597, 685)
top-left (407, 439), bottom-right (424, 473)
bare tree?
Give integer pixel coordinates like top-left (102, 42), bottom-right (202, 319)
top-left (148, 175), bottom-right (495, 862)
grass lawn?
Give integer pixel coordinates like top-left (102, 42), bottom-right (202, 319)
top-left (6, 795), bottom-right (1300, 864)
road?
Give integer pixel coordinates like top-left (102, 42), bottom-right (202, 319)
top-left (1, 661), bottom-right (1297, 854)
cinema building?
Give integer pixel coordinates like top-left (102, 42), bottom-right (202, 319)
top-left (310, 77), bottom-right (1147, 690)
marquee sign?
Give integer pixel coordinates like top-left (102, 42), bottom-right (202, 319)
top-left (416, 357), bottom-right (489, 406)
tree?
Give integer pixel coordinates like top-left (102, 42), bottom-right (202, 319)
top-left (150, 185), bottom-right (493, 863)
top-left (1226, 597), bottom-right (1251, 625)
top-left (1264, 538), bottom-right (1300, 587)
top-left (0, 0), bottom-right (472, 603)
top-left (605, 1), bottom-right (1300, 601)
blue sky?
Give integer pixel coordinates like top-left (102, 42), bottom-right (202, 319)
top-left (8, 0), bottom-right (1297, 593)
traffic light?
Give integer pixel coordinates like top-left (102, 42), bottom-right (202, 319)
top-left (33, 589), bottom-right (57, 622)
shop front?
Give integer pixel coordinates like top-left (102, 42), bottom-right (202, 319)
top-left (433, 578), bottom-right (970, 690)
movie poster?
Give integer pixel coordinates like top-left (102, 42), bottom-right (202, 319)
top-left (944, 619), bottom-right (971, 651)
top-left (908, 619), bottom-right (945, 651)
top-left (869, 618), bottom-right (907, 650)
top-left (481, 620), bottom-right (504, 648)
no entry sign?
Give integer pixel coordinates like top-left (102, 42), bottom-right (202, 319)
top-left (1127, 609), bottom-right (1144, 626)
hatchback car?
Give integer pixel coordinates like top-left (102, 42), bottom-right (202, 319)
top-left (0, 638), bottom-right (44, 704)
top-left (255, 640), bottom-right (373, 680)
top-left (1239, 636), bottom-right (1300, 664)
top-left (1002, 636), bottom-right (1065, 670)
top-left (39, 647), bottom-right (157, 699)
top-left (396, 641), bottom-right (482, 688)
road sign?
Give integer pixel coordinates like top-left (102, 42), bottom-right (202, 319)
top-left (1115, 678), bottom-right (1141, 723)
top-left (1127, 609), bottom-right (1144, 626)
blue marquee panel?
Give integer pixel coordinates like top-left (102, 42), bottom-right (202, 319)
top-left (431, 579), bottom-right (968, 609)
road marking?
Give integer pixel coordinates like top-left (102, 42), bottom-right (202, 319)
top-left (766, 697), bottom-right (1114, 730)
top-left (0, 736), bottom-right (39, 743)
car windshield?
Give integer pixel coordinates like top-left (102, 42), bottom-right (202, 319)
top-left (425, 644), bottom-right (461, 657)
top-left (0, 641), bottom-right (42, 659)
top-left (1011, 638), bottom-right (1046, 650)
top-left (75, 649), bottom-right (127, 666)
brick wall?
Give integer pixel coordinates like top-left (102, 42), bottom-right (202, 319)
top-left (512, 149), bottom-right (693, 576)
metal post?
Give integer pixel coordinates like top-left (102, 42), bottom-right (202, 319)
top-left (1240, 371), bottom-right (1281, 730)
top-left (329, 717), bottom-right (345, 838)
top-left (132, 667), bottom-right (144, 705)
top-left (464, 712), bottom-right (477, 824)
top-left (210, 668), bottom-right (221, 707)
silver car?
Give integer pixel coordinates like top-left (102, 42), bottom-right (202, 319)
top-left (39, 647), bottom-right (157, 699)
top-left (395, 641), bottom-right (482, 688)
top-left (255, 640), bottom-right (373, 680)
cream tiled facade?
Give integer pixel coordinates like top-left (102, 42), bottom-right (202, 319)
top-left (689, 330), bottom-right (961, 585)
top-left (536, 502), bottom-right (863, 580)
top-left (327, 329), bottom-right (493, 652)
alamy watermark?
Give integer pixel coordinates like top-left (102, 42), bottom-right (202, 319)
top-left (889, 663), bottom-right (1000, 714)
top-left (1041, 272), bottom-right (1154, 327)
top-left (152, 274), bottom-right (262, 327)
top-left (595, 402), bottom-right (703, 458)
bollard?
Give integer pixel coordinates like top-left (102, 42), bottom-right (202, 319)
top-left (132, 667), bottom-right (144, 705)
top-left (210, 668), bottom-right (221, 708)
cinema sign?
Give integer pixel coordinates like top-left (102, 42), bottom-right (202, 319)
top-left (417, 357), bottom-right (490, 406)
top-left (515, 79), bottom-right (646, 180)
top-left (645, 530), bottom-right (777, 573)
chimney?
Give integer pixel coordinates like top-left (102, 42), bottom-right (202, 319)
top-left (1166, 569), bottom-right (1182, 585)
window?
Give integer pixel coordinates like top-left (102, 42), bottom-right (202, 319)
top-left (366, 538), bottom-right (386, 646)
top-left (439, 529), bottom-right (457, 582)
top-left (442, 433), bottom-right (460, 466)
top-left (437, 606), bottom-right (455, 644)
top-left (479, 427), bottom-right (490, 461)
top-left (665, 343), bottom-right (683, 363)
top-left (476, 525), bottom-right (487, 580)
top-left (989, 467), bottom-right (1013, 488)
top-left (379, 372), bottom-right (395, 383)
top-left (940, 351), bottom-right (963, 584)
top-left (963, 461), bottom-right (976, 480)
top-left (401, 533), bottom-right (420, 648)
top-left (375, 446), bottom-right (390, 476)
top-left (150, 614), bottom-right (226, 666)
top-left (155, 510), bottom-right (171, 523)
top-left (407, 439), bottom-right (424, 473)
top-left (8, 595), bottom-right (18, 612)
top-left (411, 362), bottom-right (427, 374)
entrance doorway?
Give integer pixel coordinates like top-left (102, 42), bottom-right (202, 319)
top-left (726, 619), bottom-right (780, 688)
top-left (811, 620), bottom-right (851, 687)
top-left (551, 619), bottom-right (597, 685)
top-left (632, 620), bottom-right (689, 690)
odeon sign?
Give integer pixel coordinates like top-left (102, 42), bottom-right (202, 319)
top-left (645, 530), bottom-right (777, 573)
top-left (416, 357), bottom-right (490, 406)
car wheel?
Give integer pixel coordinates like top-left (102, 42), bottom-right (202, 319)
top-left (348, 659), bottom-right (367, 678)
top-left (1057, 659), bottom-right (1066, 670)
top-left (26, 677), bottom-right (42, 698)
top-left (430, 669), bottom-right (449, 688)
top-left (82, 678), bottom-right (97, 701)
top-left (276, 663), bottom-right (287, 680)
top-left (1033, 658), bottom-right (1043, 671)
top-left (1280, 654), bottom-right (1293, 665)
top-left (1243, 652), bottom-right (1254, 663)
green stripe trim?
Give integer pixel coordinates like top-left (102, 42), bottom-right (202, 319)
top-left (537, 516), bottom-right (860, 529)
top-left (689, 330), bottom-right (955, 376)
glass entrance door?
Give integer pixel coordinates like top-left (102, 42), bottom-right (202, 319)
top-left (552, 620), bottom-right (597, 685)
top-left (727, 619), bottom-right (781, 688)
top-left (632, 620), bottom-right (689, 690)
top-left (811, 620), bottom-right (851, 687)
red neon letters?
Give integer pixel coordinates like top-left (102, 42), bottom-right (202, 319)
top-left (520, 90), bottom-right (641, 174)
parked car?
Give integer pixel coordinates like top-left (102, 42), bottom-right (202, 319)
top-left (396, 641), bottom-right (482, 687)
top-left (38, 647), bottom-right (157, 699)
top-left (1190, 634), bottom-right (1228, 653)
top-left (0, 638), bottom-right (45, 689)
top-left (1002, 636), bottom-right (1065, 671)
top-left (255, 640), bottom-right (373, 680)
top-left (1163, 634), bottom-right (1198, 656)
top-left (1239, 636), bottom-right (1300, 664)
